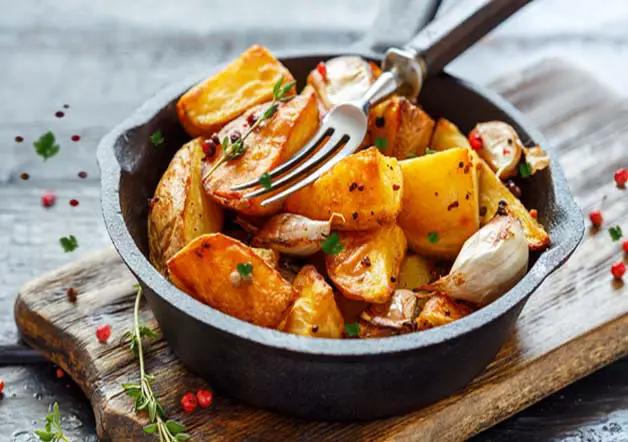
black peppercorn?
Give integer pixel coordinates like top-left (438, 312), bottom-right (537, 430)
top-left (375, 116), bottom-right (385, 128)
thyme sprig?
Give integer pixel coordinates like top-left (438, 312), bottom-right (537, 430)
top-left (205, 76), bottom-right (295, 179)
top-left (34, 402), bottom-right (69, 442)
top-left (122, 286), bottom-right (190, 441)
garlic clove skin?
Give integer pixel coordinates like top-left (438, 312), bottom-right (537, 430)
top-left (310, 56), bottom-right (374, 111)
top-left (251, 213), bottom-right (332, 256)
top-left (423, 216), bottom-right (528, 305)
top-left (475, 121), bottom-right (523, 179)
top-left (360, 289), bottom-right (420, 329)
top-left (523, 145), bottom-right (550, 175)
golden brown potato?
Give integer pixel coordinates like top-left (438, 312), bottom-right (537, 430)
top-left (398, 147), bottom-right (480, 259)
top-left (430, 118), bottom-right (471, 151)
top-left (326, 223), bottom-right (407, 304)
top-left (416, 294), bottom-right (473, 330)
top-left (167, 233), bottom-right (296, 328)
top-left (177, 45), bottom-right (294, 137)
top-left (251, 248), bottom-right (280, 268)
top-left (366, 96), bottom-right (435, 159)
top-left (148, 139), bottom-right (224, 275)
top-left (281, 265), bottom-right (344, 338)
top-left (285, 147), bottom-right (403, 230)
top-left (478, 161), bottom-right (550, 251)
top-left (202, 87), bottom-right (320, 215)
top-left (398, 253), bottom-right (434, 291)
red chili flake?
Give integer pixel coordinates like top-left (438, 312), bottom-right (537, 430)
top-left (41, 191), bottom-right (57, 208)
top-left (55, 368), bottom-right (65, 379)
top-left (66, 287), bottom-right (78, 303)
top-left (55, 111), bottom-right (65, 118)
top-left (611, 261), bottom-right (626, 280)
top-left (71, 135), bottom-right (81, 142)
top-left (181, 392), bottom-right (197, 412)
top-left (246, 113), bottom-right (258, 126)
top-left (392, 184), bottom-right (400, 191)
top-left (69, 199), bottom-right (80, 207)
top-left (623, 240), bottom-right (628, 254)
top-left (530, 209), bottom-right (538, 219)
top-left (196, 389), bottom-right (213, 408)
top-left (502, 148), bottom-right (511, 155)
top-left (0, 379), bottom-right (4, 395)
top-left (468, 129), bottom-right (483, 150)
top-left (589, 210), bottom-right (603, 228)
top-left (96, 324), bottom-right (111, 344)
top-left (614, 168), bottom-right (628, 188)
top-left (78, 171), bottom-right (88, 179)
top-left (316, 62), bottom-right (328, 81)
top-left (20, 172), bottom-right (30, 180)
top-left (15, 136), bottom-right (24, 143)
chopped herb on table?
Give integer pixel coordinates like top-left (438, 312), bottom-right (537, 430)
top-left (321, 232), bottom-right (344, 256)
top-left (59, 235), bottom-right (78, 253)
top-left (34, 131), bottom-right (60, 161)
top-left (150, 130), bottom-right (165, 148)
top-left (345, 322), bottom-right (360, 337)
top-left (34, 402), bottom-right (69, 442)
top-left (609, 225), bottom-right (623, 242)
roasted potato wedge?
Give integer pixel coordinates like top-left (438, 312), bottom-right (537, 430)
top-left (202, 87), bottom-right (319, 215)
top-left (398, 147), bottom-right (480, 259)
top-left (366, 96), bottom-right (434, 160)
top-left (478, 161), bottom-right (550, 250)
top-left (148, 139), bottom-right (224, 275)
top-left (430, 118), bottom-right (471, 151)
top-left (252, 247), bottom-right (280, 268)
top-left (398, 253), bottom-right (434, 291)
top-left (416, 294), bottom-right (473, 330)
top-left (282, 265), bottom-right (344, 338)
top-left (326, 223), bottom-right (407, 304)
top-left (177, 45), bottom-right (294, 137)
top-left (285, 147), bottom-right (403, 230)
top-left (167, 233), bottom-right (296, 328)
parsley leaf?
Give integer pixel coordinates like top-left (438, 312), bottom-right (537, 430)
top-left (237, 262), bottom-right (253, 277)
top-left (427, 232), bottom-right (439, 244)
top-left (59, 235), bottom-right (78, 253)
top-left (259, 172), bottom-right (272, 190)
top-left (425, 148), bottom-right (436, 155)
top-left (406, 152), bottom-right (417, 159)
top-left (374, 137), bottom-right (388, 152)
top-left (519, 162), bottom-right (532, 178)
top-left (35, 402), bottom-right (67, 442)
top-left (609, 225), bottom-right (623, 242)
top-left (321, 232), bottom-right (344, 256)
top-left (150, 130), bottom-right (164, 148)
top-left (34, 131), bottom-right (60, 161)
top-left (345, 322), bottom-right (360, 337)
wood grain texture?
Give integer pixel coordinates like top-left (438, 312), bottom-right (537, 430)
top-left (13, 60), bottom-right (628, 441)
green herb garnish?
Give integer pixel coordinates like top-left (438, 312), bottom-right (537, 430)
top-left (406, 152), bottom-right (417, 159)
top-left (425, 148), bottom-right (436, 155)
top-left (34, 403), bottom-right (68, 442)
top-left (609, 225), bottom-right (623, 242)
top-left (321, 232), bottom-right (344, 256)
top-left (345, 322), bottom-right (360, 337)
top-left (259, 172), bottom-right (272, 190)
top-left (150, 130), bottom-right (165, 148)
top-left (427, 232), bottom-right (439, 244)
top-left (59, 235), bottom-right (78, 253)
top-left (237, 262), bottom-right (253, 278)
top-left (34, 131), bottom-right (60, 161)
top-left (374, 137), bottom-right (388, 152)
top-left (519, 162), bottom-right (532, 178)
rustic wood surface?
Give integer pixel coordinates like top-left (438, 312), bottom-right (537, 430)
top-left (2, 0), bottom-right (628, 440)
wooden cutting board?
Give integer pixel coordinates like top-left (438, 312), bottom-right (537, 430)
top-left (14, 60), bottom-right (628, 441)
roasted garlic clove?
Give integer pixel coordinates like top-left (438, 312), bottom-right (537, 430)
top-left (523, 145), bottom-right (550, 175)
top-left (360, 289), bottom-right (420, 329)
top-left (474, 121), bottom-right (523, 179)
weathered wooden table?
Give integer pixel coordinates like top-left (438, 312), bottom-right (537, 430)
top-left (1, 0), bottom-right (627, 440)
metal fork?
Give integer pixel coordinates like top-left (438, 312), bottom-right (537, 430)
top-left (232, 0), bottom-right (533, 206)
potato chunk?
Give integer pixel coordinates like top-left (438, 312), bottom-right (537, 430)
top-left (177, 45), bottom-right (294, 137)
top-left (148, 139), bottom-right (224, 275)
top-left (366, 96), bottom-right (434, 159)
top-left (167, 233), bottom-right (297, 328)
top-left (282, 265), bottom-right (344, 338)
top-left (398, 253), bottom-right (434, 291)
top-left (430, 118), bottom-right (471, 151)
top-left (202, 87), bottom-right (319, 215)
top-left (478, 161), bottom-right (550, 251)
top-left (398, 147), bottom-right (480, 259)
top-left (326, 223), bottom-right (407, 304)
top-left (416, 294), bottom-right (473, 330)
top-left (285, 147), bottom-right (403, 230)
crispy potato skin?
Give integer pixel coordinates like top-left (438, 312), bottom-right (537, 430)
top-left (251, 247), bottom-right (280, 268)
top-left (416, 294), bottom-right (473, 330)
top-left (398, 147), bottom-right (480, 259)
top-left (148, 139), bottom-right (224, 275)
top-left (202, 87), bottom-right (319, 215)
top-left (177, 45), bottom-right (294, 137)
top-left (285, 147), bottom-right (403, 230)
top-left (478, 161), bottom-right (550, 251)
top-left (282, 265), bottom-right (345, 338)
top-left (366, 96), bottom-right (435, 160)
top-left (398, 254), bottom-right (434, 291)
top-left (431, 118), bottom-right (471, 151)
top-left (167, 234), bottom-right (297, 328)
top-left (326, 224), bottom-right (407, 304)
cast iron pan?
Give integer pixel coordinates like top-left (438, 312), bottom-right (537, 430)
top-left (97, 0), bottom-right (584, 421)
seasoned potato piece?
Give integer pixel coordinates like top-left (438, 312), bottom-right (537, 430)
top-left (202, 87), bottom-right (319, 215)
top-left (307, 56), bottom-right (376, 112)
top-left (366, 96), bottom-right (435, 159)
top-left (398, 253), bottom-right (434, 291)
top-left (177, 45), bottom-right (294, 137)
top-left (148, 139), bottom-right (224, 275)
top-left (326, 224), bottom-right (407, 304)
top-left (167, 233), bottom-right (296, 328)
top-left (252, 248), bottom-right (280, 268)
top-left (285, 147), bottom-right (403, 230)
top-left (416, 294), bottom-right (473, 330)
top-left (282, 265), bottom-right (344, 338)
top-left (431, 118), bottom-right (471, 151)
top-left (478, 161), bottom-right (550, 250)
top-left (398, 147), bottom-right (480, 259)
